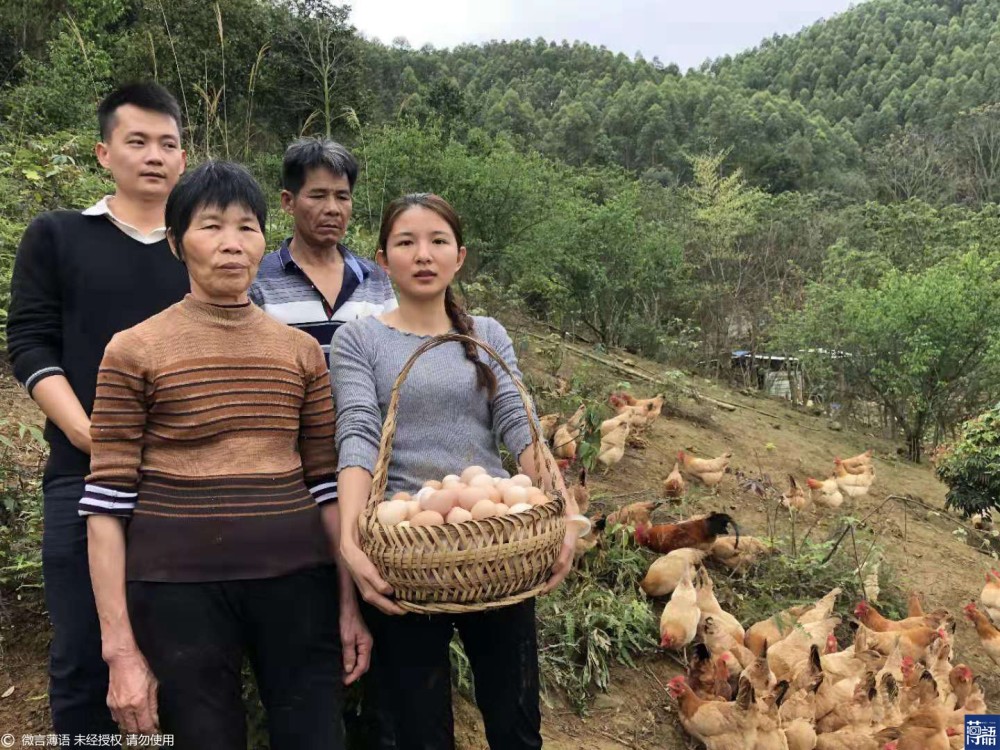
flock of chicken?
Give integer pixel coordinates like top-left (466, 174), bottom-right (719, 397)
top-left (661, 569), bottom-right (996, 750)
top-left (540, 389), bottom-right (1000, 749)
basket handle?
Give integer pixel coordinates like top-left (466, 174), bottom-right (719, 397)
top-left (362, 332), bottom-right (559, 534)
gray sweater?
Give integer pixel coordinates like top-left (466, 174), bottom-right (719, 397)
top-left (330, 316), bottom-right (537, 496)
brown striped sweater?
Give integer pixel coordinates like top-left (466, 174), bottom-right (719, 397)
top-left (79, 295), bottom-right (337, 582)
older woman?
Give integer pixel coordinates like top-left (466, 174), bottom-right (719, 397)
top-left (81, 161), bottom-right (366, 749)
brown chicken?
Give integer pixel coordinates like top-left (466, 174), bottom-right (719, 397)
top-left (678, 449), bottom-right (732, 487)
top-left (780, 475), bottom-right (809, 512)
top-left (876, 704), bottom-right (952, 750)
top-left (539, 413), bottom-right (560, 442)
top-left (596, 420), bottom-right (628, 472)
top-left (833, 459), bottom-right (875, 498)
top-left (667, 675), bottom-right (757, 749)
top-left (837, 449), bottom-right (873, 470)
top-left (606, 499), bottom-right (663, 528)
top-left (858, 623), bottom-right (944, 662)
top-left (980, 569), bottom-right (1000, 626)
top-left (634, 512), bottom-right (739, 555)
top-left (854, 600), bottom-right (952, 632)
top-left (661, 462), bottom-right (686, 499)
top-left (687, 642), bottom-right (735, 701)
top-left (660, 565), bottom-right (700, 650)
top-left (551, 423), bottom-right (577, 460)
top-left (640, 548), bottom-right (707, 597)
top-left (806, 475), bottom-right (844, 510)
top-left (964, 602), bottom-right (1000, 668)
top-left (709, 535), bottom-right (776, 572)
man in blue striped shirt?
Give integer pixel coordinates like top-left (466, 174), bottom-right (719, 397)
top-left (250, 138), bottom-right (396, 357)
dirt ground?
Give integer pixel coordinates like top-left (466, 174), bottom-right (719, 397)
top-left (0, 339), bottom-right (996, 747)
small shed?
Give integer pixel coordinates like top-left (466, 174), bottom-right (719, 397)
top-left (731, 351), bottom-right (804, 401)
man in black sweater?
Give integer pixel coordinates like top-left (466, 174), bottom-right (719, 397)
top-left (6, 83), bottom-right (189, 734)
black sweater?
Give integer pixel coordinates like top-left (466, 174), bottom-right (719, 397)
top-left (6, 211), bottom-right (189, 481)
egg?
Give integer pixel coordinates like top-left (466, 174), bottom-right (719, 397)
top-left (495, 503), bottom-right (510, 516)
top-left (410, 510), bottom-right (444, 527)
top-left (446, 507), bottom-right (472, 524)
top-left (501, 485), bottom-right (528, 506)
top-left (469, 474), bottom-right (495, 488)
top-left (415, 487), bottom-right (436, 504)
top-left (442, 474), bottom-right (463, 487)
top-left (460, 465), bottom-right (487, 484)
top-left (470, 499), bottom-right (498, 520)
top-left (375, 499), bottom-right (409, 526)
top-left (391, 491), bottom-right (412, 502)
top-left (423, 479), bottom-right (443, 490)
top-left (507, 502), bottom-right (534, 514)
top-left (509, 474), bottom-right (533, 488)
top-left (495, 478), bottom-right (511, 493)
top-left (483, 486), bottom-right (502, 504)
top-left (422, 488), bottom-right (458, 516)
top-left (527, 491), bottom-right (550, 506)
top-left (457, 486), bottom-right (486, 512)
top-left (405, 500), bottom-right (422, 519)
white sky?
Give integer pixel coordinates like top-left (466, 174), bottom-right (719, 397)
top-left (349, 0), bottom-right (865, 71)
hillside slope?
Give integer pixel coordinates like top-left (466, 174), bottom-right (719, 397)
top-left (0, 329), bottom-right (995, 746)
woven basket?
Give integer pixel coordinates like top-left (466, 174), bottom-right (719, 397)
top-left (359, 332), bottom-right (567, 614)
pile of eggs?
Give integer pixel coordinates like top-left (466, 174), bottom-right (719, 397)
top-left (375, 465), bottom-right (551, 527)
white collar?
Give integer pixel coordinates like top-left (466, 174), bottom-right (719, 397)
top-left (83, 195), bottom-right (166, 245)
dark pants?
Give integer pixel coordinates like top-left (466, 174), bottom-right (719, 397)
top-left (42, 475), bottom-right (118, 734)
top-left (127, 565), bottom-right (345, 750)
top-left (363, 599), bottom-right (542, 750)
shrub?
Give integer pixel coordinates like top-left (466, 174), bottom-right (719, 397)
top-left (935, 404), bottom-right (1000, 516)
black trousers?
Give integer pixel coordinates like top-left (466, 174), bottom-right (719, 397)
top-left (127, 565), bottom-right (345, 750)
top-left (42, 475), bottom-right (118, 734)
top-left (362, 598), bottom-right (542, 750)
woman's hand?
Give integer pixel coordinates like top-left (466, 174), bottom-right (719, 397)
top-left (340, 541), bottom-right (406, 616)
top-left (541, 529), bottom-right (576, 594)
top-left (106, 650), bottom-right (159, 734)
top-left (339, 604), bottom-right (374, 684)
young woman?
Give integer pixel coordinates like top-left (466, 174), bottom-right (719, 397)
top-left (83, 161), bottom-right (367, 749)
top-left (331, 193), bottom-right (577, 750)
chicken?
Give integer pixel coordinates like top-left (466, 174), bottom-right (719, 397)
top-left (907, 590), bottom-right (925, 617)
top-left (964, 602), bottom-right (1000, 668)
top-left (566, 403), bottom-right (586, 432)
top-left (740, 648), bottom-right (777, 696)
top-left (871, 673), bottom-right (904, 731)
top-left (806, 476), bottom-right (844, 510)
top-left (661, 462), bottom-right (686, 499)
top-left (539, 413), bottom-right (560, 442)
top-left (596, 420), bottom-right (628, 472)
top-left (780, 475), bottom-right (809, 512)
top-left (948, 664), bottom-right (975, 711)
top-left (640, 549), bottom-right (707, 597)
top-left (687, 642), bottom-right (735, 701)
top-left (857, 623), bottom-right (942, 662)
top-left (821, 632), bottom-right (878, 683)
top-left (768, 621), bottom-right (839, 684)
top-left (710, 535), bottom-right (777, 572)
top-left (815, 671), bottom-right (875, 734)
top-left (608, 391), bottom-right (636, 409)
top-left (745, 605), bottom-right (811, 657)
top-left (782, 718), bottom-right (817, 750)
top-left (634, 512), bottom-right (740, 555)
top-left (551, 423), bottom-right (577, 460)
top-left (795, 586), bottom-right (842, 625)
top-left (833, 460), bottom-right (874, 498)
top-left (599, 411), bottom-right (631, 437)
top-left (565, 467), bottom-right (589, 515)
top-left (679, 449), bottom-right (732, 487)
top-left (854, 600), bottom-right (952, 632)
top-left (695, 567), bottom-right (745, 644)
top-left (837, 449), bottom-right (873, 470)
top-left (659, 566), bottom-right (700, 651)
top-left (814, 728), bottom-right (879, 750)
top-left (667, 675), bottom-right (757, 749)
top-left (704, 616), bottom-right (756, 671)
top-left (606, 499), bottom-right (663, 529)
top-left (980, 569), bottom-right (1000, 626)
top-left (875, 704), bottom-right (951, 750)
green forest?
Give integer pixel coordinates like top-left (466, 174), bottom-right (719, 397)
top-left (4, 0), bottom-right (1000, 462)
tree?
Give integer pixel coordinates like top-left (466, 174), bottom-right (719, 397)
top-left (777, 252), bottom-right (1000, 462)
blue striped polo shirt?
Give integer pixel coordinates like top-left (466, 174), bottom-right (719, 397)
top-left (249, 240), bottom-right (397, 356)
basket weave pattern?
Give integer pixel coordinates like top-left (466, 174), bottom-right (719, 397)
top-left (360, 333), bottom-right (566, 614)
